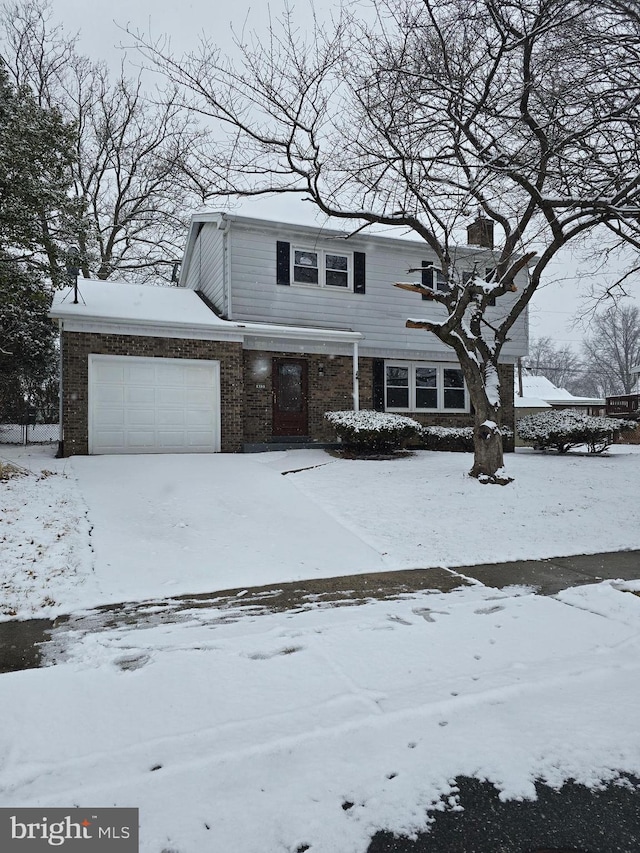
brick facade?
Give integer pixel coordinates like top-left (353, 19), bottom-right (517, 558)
top-left (61, 333), bottom-right (516, 454)
top-left (61, 331), bottom-right (244, 456)
top-left (243, 351), bottom-right (372, 444)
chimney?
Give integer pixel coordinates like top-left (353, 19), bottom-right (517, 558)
top-left (467, 216), bottom-right (494, 249)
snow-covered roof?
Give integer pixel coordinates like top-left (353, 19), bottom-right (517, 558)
top-left (514, 396), bottom-right (551, 409)
top-left (49, 279), bottom-right (362, 344)
top-left (516, 374), bottom-right (604, 406)
top-left (50, 279), bottom-right (234, 330)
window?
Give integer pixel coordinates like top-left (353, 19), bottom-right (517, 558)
top-left (421, 262), bottom-right (450, 299)
top-left (434, 269), bottom-right (449, 293)
top-left (292, 247), bottom-right (352, 289)
top-left (385, 362), bottom-right (468, 412)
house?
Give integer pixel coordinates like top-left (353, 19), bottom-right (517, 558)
top-left (605, 365), bottom-right (640, 419)
top-left (49, 213), bottom-right (529, 456)
top-left (516, 374), bottom-right (604, 415)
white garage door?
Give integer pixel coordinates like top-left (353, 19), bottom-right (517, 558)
top-left (89, 355), bottom-right (221, 454)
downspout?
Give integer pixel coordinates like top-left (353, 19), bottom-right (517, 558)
top-left (352, 341), bottom-right (360, 411)
top-left (56, 319), bottom-right (64, 458)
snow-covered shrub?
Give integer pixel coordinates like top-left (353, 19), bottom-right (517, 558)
top-left (421, 425), bottom-right (514, 452)
top-left (324, 410), bottom-right (422, 455)
top-left (517, 409), bottom-right (637, 454)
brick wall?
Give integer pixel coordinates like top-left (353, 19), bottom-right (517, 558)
top-left (61, 331), bottom-right (244, 455)
top-left (243, 351), bottom-right (372, 444)
top-left (61, 333), bottom-right (516, 455)
top-left (242, 355), bottom-right (515, 448)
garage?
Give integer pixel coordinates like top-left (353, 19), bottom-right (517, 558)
top-left (88, 355), bottom-right (221, 454)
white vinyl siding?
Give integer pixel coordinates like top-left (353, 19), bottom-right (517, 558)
top-left (88, 355), bottom-right (220, 454)
top-left (196, 220), bottom-right (528, 361)
top-left (183, 226), bottom-right (226, 315)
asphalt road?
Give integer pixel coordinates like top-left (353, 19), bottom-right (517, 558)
top-left (367, 775), bottom-right (640, 853)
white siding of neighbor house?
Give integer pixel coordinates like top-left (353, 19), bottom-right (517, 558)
top-left (183, 225), bottom-right (227, 315)
top-left (188, 219), bottom-right (528, 360)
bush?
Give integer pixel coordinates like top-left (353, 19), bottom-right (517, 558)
top-left (421, 425), bottom-right (514, 452)
top-left (517, 409), bottom-right (637, 454)
top-left (324, 410), bottom-right (422, 455)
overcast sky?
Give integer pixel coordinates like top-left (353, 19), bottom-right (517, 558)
top-left (50, 0), bottom-right (638, 352)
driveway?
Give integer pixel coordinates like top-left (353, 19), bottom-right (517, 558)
top-left (70, 453), bottom-right (388, 604)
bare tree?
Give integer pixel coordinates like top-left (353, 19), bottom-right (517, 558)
top-left (578, 304), bottom-right (640, 396)
top-left (1, 0), bottom-right (206, 283)
top-left (133, 0), bottom-right (640, 480)
top-left (524, 337), bottom-right (584, 394)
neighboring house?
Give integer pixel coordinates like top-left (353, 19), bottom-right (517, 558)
top-left (49, 213), bottom-right (528, 456)
top-left (605, 364), bottom-right (640, 420)
top-left (516, 374), bottom-right (604, 415)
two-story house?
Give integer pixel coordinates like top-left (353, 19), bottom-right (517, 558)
top-left (50, 213), bottom-right (528, 456)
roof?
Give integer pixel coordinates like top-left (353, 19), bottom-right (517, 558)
top-left (51, 279), bottom-right (234, 330)
top-left (516, 374), bottom-right (604, 406)
top-left (514, 396), bottom-right (551, 409)
top-left (49, 279), bottom-right (362, 344)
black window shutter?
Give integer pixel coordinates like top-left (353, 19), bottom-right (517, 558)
top-left (276, 241), bottom-right (290, 285)
top-left (353, 252), bottom-right (366, 294)
top-left (421, 260), bottom-right (433, 300)
top-left (372, 359), bottom-right (385, 411)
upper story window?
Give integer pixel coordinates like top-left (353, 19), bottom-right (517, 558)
top-left (385, 361), bottom-right (469, 412)
top-left (292, 247), bottom-right (352, 290)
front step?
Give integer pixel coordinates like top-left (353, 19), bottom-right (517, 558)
top-left (243, 441), bottom-right (340, 453)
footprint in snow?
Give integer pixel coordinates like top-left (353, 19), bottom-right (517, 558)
top-left (474, 605), bottom-right (505, 615)
top-left (247, 645), bottom-right (303, 660)
top-left (412, 607), bottom-right (449, 623)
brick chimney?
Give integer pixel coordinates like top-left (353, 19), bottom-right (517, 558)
top-left (467, 216), bottom-right (494, 249)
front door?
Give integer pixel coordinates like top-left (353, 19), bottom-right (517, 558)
top-left (272, 358), bottom-right (308, 436)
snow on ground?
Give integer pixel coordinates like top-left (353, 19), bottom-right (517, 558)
top-left (2, 445), bottom-right (640, 851)
top-left (1, 444), bottom-right (640, 619)
top-left (1, 582), bottom-right (639, 853)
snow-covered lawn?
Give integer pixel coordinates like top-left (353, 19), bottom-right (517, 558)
top-left (1, 444), bottom-right (640, 852)
top-left (1, 444), bottom-right (639, 619)
top-left (1, 582), bottom-right (640, 853)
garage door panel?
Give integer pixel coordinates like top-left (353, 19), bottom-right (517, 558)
top-left (187, 431), bottom-right (216, 447)
top-left (126, 364), bottom-right (156, 384)
top-left (128, 431), bottom-right (157, 448)
top-left (128, 409), bottom-right (157, 426)
top-left (125, 386), bottom-right (155, 404)
top-left (93, 429), bottom-right (126, 449)
top-left (94, 362), bottom-right (125, 383)
top-left (186, 388), bottom-right (214, 405)
top-left (94, 407), bottom-right (125, 426)
top-left (156, 387), bottom-right (186, 406)
top-left (93, 386), bottom-right (125, 405)
top-left (157, 410), bottom-right (186, 426)
top-left (186, 409), bottom-right (215, 427)
top-left (89, 355), bottom-right (220, 454)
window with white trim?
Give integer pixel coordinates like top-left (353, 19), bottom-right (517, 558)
top-left (292, 247), bottom-right (352, 289)
top-left (385, 362), bottom-right (469, 412)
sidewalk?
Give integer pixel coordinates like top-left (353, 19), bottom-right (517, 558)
top-left (53, 547), bottom-right (640, 628)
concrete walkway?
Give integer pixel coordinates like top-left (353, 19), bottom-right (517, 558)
top-left (52, 547), bottom-right (640, 626)
top-left (1, 549), bottom-right (638, 674)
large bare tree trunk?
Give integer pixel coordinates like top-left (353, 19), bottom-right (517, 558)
top-left (462, 357), bottom-right (512, 485)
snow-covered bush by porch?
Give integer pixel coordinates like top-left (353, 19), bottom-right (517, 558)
top-left (324, 410), bottom-right (421, 454)
top-left (517, 410), bottom-right (637, 454)
top-left (421, 425), bottom-right (514, 453)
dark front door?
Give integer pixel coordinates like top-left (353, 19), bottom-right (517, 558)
top-left (272, 358), bottom-right (308, 436)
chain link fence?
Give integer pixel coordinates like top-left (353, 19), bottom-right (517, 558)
top-left (0, 422), bottom-right (59, 445)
